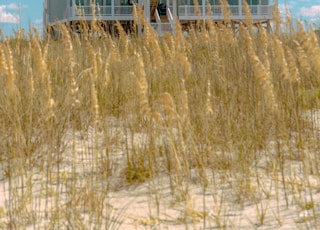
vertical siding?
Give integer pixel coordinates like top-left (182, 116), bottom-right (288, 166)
top-left (48, 0), bottom-right (68, 23)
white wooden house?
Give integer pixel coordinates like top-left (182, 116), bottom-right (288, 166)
top-left (43, 0), bottom-right (274, 35)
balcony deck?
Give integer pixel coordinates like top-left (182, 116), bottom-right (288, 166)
top-left (64, 4), bottom-right (273, 23)
top-left (178, 5), bottom-right (273, 21)
top-left (65, 5), bottom-right (135, 22)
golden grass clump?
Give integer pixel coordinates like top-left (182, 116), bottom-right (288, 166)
top-left (30, 32), bottom-right (47, 81)
top-left (293, 40), bottom-right (311, 76)
top-left (306, 27), bottom-right (320, 73)
top-left (144, 26), bottom-right (164, 69)
top-left (284, 46), bottom-right (300, 83)
top-left (272, 3), bottom-right (282, 34)
top-left (193, 0), bottom-right (200, 17)
top-left (240, 25), bottom-right (278, 112)
top-left (88, 42), bottom-right (98, 81)
top-left (134, 51), bottom-right (152, 121)
top-left (219, 0), bottom-right (231, 24)
top-left (0, 42), bottom-right (17, 97)
top-left (257, 25), bottom-right (270, 69)
top-left (296, 21), bottom-right (320, 75)
top-left (58, 23), bottom-right (75, 73)
top-left (273, 39), bottom-right (290, 80)
top-left (242, 0), bottom-right (253, 31)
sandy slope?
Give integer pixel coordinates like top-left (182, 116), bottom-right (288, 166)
top-left (0, 112), bottom-right (320, 229)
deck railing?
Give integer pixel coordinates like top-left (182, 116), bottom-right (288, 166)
top-left (67, 5), bottom-right (134, 17)
top-left (66, 4), bottom-right (272, 20)
top-left (178, 5), bottom-right (272, 17)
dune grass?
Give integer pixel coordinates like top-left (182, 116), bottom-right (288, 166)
top-left (0, 6), bottom-right (320, 229)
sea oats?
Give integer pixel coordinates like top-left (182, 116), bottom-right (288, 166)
top-left (274, 39), bottom-right (289, 80)
top-left (70, 77), bottom-right (80, 109)
top-left (174, 21), bottom-right (186, 52)
top-left (30, 33), bottom-right (47, 82)
top-left (306, 27), bottom-right (320, 72)
top-left (220, 0), bottom-right (231, 24)
top-left (242, 0), bottom-right (253, 32)
top-left (27, 59), bottom-right (34, 96)
top-left (180, 78), bottom-right (190, 128)
top-left (148, 29), bottom-right (164, 69)
top-left (293, 40), bottom-right (310, 75)
top-left (241, 26), bottom-right (277, 112)
top-left (255, 25), bottom-right (271, 78)
top-left (285, 46), bottom-right (300, 83)
top-left (110, 40), bottom-right (121, 63)
top-left (156, 92), bottom-right (177, 125)
top-left (45, 98), bottom-right (56, 122)
top-left (177, 52), bottom-right (191, 76)
top-left (96, 48), bottom-right (103, 78)
top-left (116, 21), bottom-right (128, 53)
top-left (285, 13), bottom-right (295, 35)
top-left (91, 82), bottom-right (99, 127)
top-left (0, 44), bottom-right (8, 77)
top-left (132, 3), bottom-right (138, 29)
top-left (272, 4), bottom-right (282, 34)
top-left (1, 42), bottom-right (17, 98)
top-left (134, 52), bottom-right (151, 121)
top-left (258, 24), bottom-right (269, 53)
top-left (296, 20), bottom-right (308, 41)
top-left (103, 53), bottom-right (111, 88)
top-left (88, 42), bottom-right (98, 81)
top-left (161, 41), bottom-right (172, 60)
top-left (59, 23), bottom-right (75, 72)
top-left (2, 11), bottom-right (320, 230)
top-left (142, 47), bottom-right (152, 74)
top-left (164, 31), bottom-right (176, 54)
top-left (206, 80), bottom-right (213, 116)
top-left (193, 0), bottom-right (200, 16)
top-left (206, 0), bottom-right (214, 31)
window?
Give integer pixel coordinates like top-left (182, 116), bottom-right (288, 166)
top-left (178, 0), bottom-right (187, 5)
top-left (261, 0), bottom-right (268, 5)
top-left (96, 0), bottom-right (103, 5)
top-left (246, 0), bottom-right (258, 5)
top-left (75, 0), bottom-right (86, 6)
top-left (209, 0), bottom-right (239, 5)
top-left (227, 0), bottom-right (238, 5)
top-left (209, 0), bottom-right (219, 5)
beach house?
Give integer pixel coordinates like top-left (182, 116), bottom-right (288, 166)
top-left (43, 0), bottom-right (274, 35)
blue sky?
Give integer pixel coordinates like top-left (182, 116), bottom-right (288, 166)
top-left (0, 0), bottom-right (42, 35)
top-left (0, 0), bottom-right (320, 36)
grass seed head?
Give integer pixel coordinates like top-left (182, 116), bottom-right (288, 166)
top-left (91, 82), bottom-right (99, 126)
top-left (285, 46), bottom-right (300, 83)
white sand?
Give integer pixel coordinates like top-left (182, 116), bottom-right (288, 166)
top-left (1, 112), bottom-right (320, 229)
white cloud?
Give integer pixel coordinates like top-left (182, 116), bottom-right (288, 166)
top-left (300, 5), bottom-right (320, 17)
top-left (6, 3), bottom-right (20, 10)
top-left (0, 5), bottom-right (20, 23)
top-left (34, 18), bottom-right (43, 24)
top-left (278, 4), bottom-right (291, 14)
